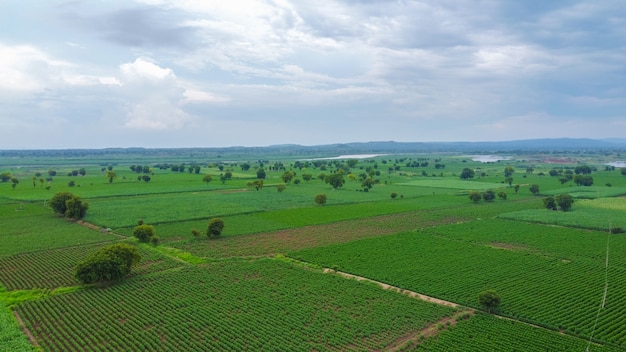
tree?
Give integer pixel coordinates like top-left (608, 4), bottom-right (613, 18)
top-left (361, 177), bottom-right (375, 191)
top-left (141, 175), bottom-right (151, 183)
top-left (504, 177), bottom-right (513, 187)
top-left (74, 243), bottom-right (141, 285)
top-left (256, 168), bottom-right (266, 179)
top-left (276, 184), bottom-right (286, 192)
top-left (469, 191), bottom-right (482, 203)
top-left (529, 184), bottom-right (540, 195)
top-left (460, 168), bottom-right (475, 180)
top-left (314, 193), bottom-right (327, 206)
top-left (390, 192), bottom-right (398, 199)
top-left (240, 162), bottom-right (251, 171)
top-left (133, 224), bottom-right (156, 243)
top-left (574, 165), bottom-right (592, 175)
top-left (10, 177), bottom-right (19, 190)
top-left (497, 191), bottom-right (507, 200)
top-left (482, 190), bottom-right (496, 202)
top-left (281, 171), bottom-right (295, 184)
top-left (65, 195), bottom-right (89, 219)
top-left (543, 196), bottom-right (557, 210)
top-left (302, 173), bottom-right (313, 182)
top-left (105, 170), bottom-right (117, 183)
top-left (0, 172), bottom-right (11, 182)
top-left (556, 194), bottom-right (574, 212)
top-left (478, 290), bottom-right (501, 313)
top-left (325, 173), bottom-right (345, 189)
top-left (514, 184), bottom-right (520, 194)
top-left (504, 166), bottom-right (515, 177)
top-left (202, 174), bottom-right (213, 184)
top-left (573, 175), bottom-right (593, 186)
top-left (621, 168), bottom-right (626, 176)
top-left (50, 192), bottom-right (74, 215)
top-left (207, 218), bottom-right (225, 238)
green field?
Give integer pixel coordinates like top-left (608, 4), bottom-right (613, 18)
top-left (2, 151), bottom-right (626, 351)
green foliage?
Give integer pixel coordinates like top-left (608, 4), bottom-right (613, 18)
top-left (555, 193), bottom-right (574, 211)
top-left (469, 191), bottom-right (482, 203)
top-left (207, 218), bottom-right (225, 238)
top-left (543, 196), bottom-right (556, 210)
top-left (482, 190), bottom-right (495, 202)
top-left (478, 290), bottom-right (501, 312)
top-left (50, 191), bottom-right (73, 215)
top-left (65, 195), bottom-right (89, 219)
top-left (276, 184), bottom-right (286, 192)
top-left (74, 243), bottom-right (141, 284)
top-left (325, 173), bottom-right (345, 189)
top-left (314, 193), bottom-right (327, 206)
top-left (133, 224), bottom-right (156, 243)
top-left (529, 184), bottom-right (539, 195)
top-left (460, 168), bottom-right (475, 180)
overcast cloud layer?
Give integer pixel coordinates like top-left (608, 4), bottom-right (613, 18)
top-left (1, 1), bottom-right (625, 149)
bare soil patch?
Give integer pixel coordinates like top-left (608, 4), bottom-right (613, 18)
top-left (489, 242), bottom-right (529, 251)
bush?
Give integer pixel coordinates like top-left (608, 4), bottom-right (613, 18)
top-left (74, 243), bottom-right (141, 284)
top-left (390, 192), bottom-right (398, 199)
top-left (207, 218), bottom-right (225, 238)
top-left (314, 193), bottom-right (327, 206)
top-left (133, 224), bottom-right (156, 243)
top-left (65, 196), bottom-right (89, 219)
top-left (50, 192), bottom-right (73, 215)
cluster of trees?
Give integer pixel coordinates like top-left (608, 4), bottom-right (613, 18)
top-left (66, 168), bottom-right (86, 177)
top-left (74, 243), bottom-right (141, 284)
top-left (129, 165), bottom-right (152, 174)
top-left (207, 218), bottom-right (225, 238)
top-left (543, 194), bottom-right (574, 211)
top-left (50, 192), bottom-right (89, 219)
top-left (469, 190), bottom-right (507, 203)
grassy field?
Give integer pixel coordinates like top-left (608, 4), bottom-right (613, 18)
top-left (1, 151), bottom-right (626, 351)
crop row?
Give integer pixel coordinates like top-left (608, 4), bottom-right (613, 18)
top-left (290, 221), bottom-right (626, 346)
top-left (415, 313), bottom-right (623, 352)
top-left (0, 243), bottom-right (182, 290)
top-left (16, 259), bottom-right (455, 351)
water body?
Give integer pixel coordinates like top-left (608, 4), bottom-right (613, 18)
top-left (607, 161), bottom-right (626, 168)
top-left (306, 154), bottom-right (387, 161)
top-left (471, 155), bottom-right (512, 163)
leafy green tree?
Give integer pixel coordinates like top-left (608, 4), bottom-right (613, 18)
top-left (74, 243), bottom-right (141, 284)
top-left (478, 290), bottom-right (501, 313)
top-left (105, 170), bottom-right (117, 183)
top-left (314, 193), bottom-right (327, 206)
top-left (497, 191), bottom-right (507, 200)
top-left (256, 168), bottom-right (266, 179)
top-left (621, 168), bottom-right (626, 176)
top-left (240, 163), bottom-right (251, 171)
top-left (202, 174), bottom-right (213, 184)
top-left (207, 218), bottom-right (225, 238)
top-left (460, 168), bottom-right (475, 180)
top-left (482, 190), bottom-right (496, 202)
top-left (276, 184), bottom-right (286, 192)
top-left (574, 165), bottom-right (592, 175)
top-left (65, 195), bottom-right (89, 219)
top-left (556, 194), bottom-right (574, 211)
top-left (469, 191), bottom-right (482, 203)
top-left (504, 177), bottom-right (513, 187)
top-left (346, 159), bottom-right (359, 168)
top-left (573, 175), bottom-right (593, 186)
top-left (302, 173), bottom-right (313, 182)
top-left (325, 173), bottom-right (345, 189)
top-left (543, 196), bottom-right (557, 210)
top-left (504, 166), bottom-right (515, 177)
top-left (0, 172), bottom-right (11, 182)
top-left (50, 192), bottom-right (74, 215)
top-left (514, 184), bottom-right (520, 194)
top-left (281, 171), bottom-right (295, 184)
top-left (361, 177), bottom-right (375, 191)
top-left (10, 177), bottom-right (19, 190)
top-left (529, 184), bottom-right (540, 195)
top-left (141, 175), bottom-right (151, 183)
top-left (133, 224), bottom-right (156, 243)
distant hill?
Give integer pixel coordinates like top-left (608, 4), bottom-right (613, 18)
top-left (2, 138), bottom-right (625, 160)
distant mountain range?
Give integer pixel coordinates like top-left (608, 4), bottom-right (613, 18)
top-left (2, 138), bottom-right (625, 159)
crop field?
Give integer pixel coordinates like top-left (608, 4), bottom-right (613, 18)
top-left (1, 150), bottom-right (626, 351)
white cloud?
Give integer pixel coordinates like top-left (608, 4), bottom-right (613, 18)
top-left (120, 57), bottom-right (175, 81)
top-left (0, 44), bottom-right (69, 93)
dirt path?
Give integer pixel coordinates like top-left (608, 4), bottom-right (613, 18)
top-left (385, 310), bottom-right (475, 352)
top-left (13, 310), bottom-right (40, 348)
top-left (323, 268), bottom-right (459, 308)
top-left (75, 220), bottom-right (127, 239)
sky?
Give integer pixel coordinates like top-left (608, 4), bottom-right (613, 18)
top-left (1, 0), bottom-right (625, 149)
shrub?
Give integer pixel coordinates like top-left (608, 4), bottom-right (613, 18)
top-left (314, 193), bottom-right (327, 206)
top-left (74, 243), bottom-right (141, 284)
top-left (133, 224), bottom-right (156, 243)
top-left (207, 218), bottom-right (225, 238)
